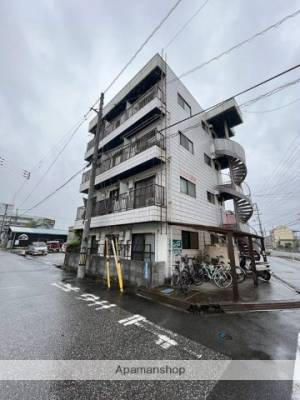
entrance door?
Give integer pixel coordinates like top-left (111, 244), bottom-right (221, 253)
top-left (131, 233), bottom-right (155, 262)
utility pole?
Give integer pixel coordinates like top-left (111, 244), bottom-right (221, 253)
top-left (0, 203), bottom-right (13, 243)
top-left (77, 93), bottom-right (104, 278)
top-left (253, 203), bottom-right (264, 238)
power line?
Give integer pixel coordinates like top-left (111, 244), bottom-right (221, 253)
top-left (18, 117), bottom-right (88, 209)
top-left (158, 62), bottom-right (300, 136)
top-left (10, 1), bottom-right (183, 209)
top-left (167, 8), bottom-right (300, 84)
top-left (254, 190), bottom-right (300, 197)
top-left (102, 0), bottom-right (183, 95)
top-left (85, 63), bottom-right (300, 171)
top-left (239, 77), bottom-right (300, 108)
top-left (20, 63), bottom-right (300, 217)
top-left (20, 166), bottom-right (86, 217)
top-left (242, 97), bottom-right (300, 113)
top-left (164, 0), bottom-right (211, 50)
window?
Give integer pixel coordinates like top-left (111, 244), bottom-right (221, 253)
top-left (109, 189), bottom-right (119, 201)
top-left (201, 120), bottom-right (209, 132)
top-left (182, 231), bottom-right (199, 249)
top-left (180, 132), bottom-right (194, 154)
top-left (210, 234), bottom-right (218, 246)
top-left (177, 93), bottom-right (191, 115)
top-left (207, 191), bottom-right (215, 204)
top-left (180, 177), bottom-right (196, 197)
top-left (204, 153), bottom-right (212, 166)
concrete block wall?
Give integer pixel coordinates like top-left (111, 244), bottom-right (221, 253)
top-left (64, 252), bottom-right (165, 287)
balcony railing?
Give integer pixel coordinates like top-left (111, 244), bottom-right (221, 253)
top-left (86, 83), bottom-right (164, 153)
top-left (81, 169), bottom-right (91, 184)
top-left (91, 184), bottom-right (164, 217)
top-left (76, 206), bottom-right (85, 220)
top-left (81, 130), bottom-right (165, 185)
top-left (96, 129), bottom-right (165, 175)
top-left (87, 139), bottom-right (95, 152)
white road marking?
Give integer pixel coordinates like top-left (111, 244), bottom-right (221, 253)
top-left (51, 282), bottom-right (205, 358)
top-left (52, 284), bottom-right (116, 312)
top-left (87, 300), bottom-right (108, 307)
top-left (155, 334), bottom-right (177, 349)
top-left (95, 304), bottom-right (116, 310)
top-left (119, 315), bottom-right (147, 326)
top-left (51, 283), bottom-right (80, 292)
top-left (118, 315), bottom-right (142, 324)
top-left (292, 333), bottom-right (300, 399)
top-left (77, 293), bottom-right (100, 301)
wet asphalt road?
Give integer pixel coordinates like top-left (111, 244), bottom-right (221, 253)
top-left (0, 251), bottom-right (299, 399)
top-left (270, 256), bottom-right (300, 293)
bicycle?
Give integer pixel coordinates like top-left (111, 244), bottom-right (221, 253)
top-left (171, 261), bottom-right (190, 293)
top-left (200, 262), bottom-right (232, 288)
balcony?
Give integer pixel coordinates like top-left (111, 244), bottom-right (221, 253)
top-left (74, 184), bottom-right (165, 229)
top-left (80, 130), bottom-right (165, 192)
top-left (75, 206), bottom-right (85, 220)
top-left (92, 184), bottom-right (164, 217)
top-left (85, 84), bottom-right (164, 159)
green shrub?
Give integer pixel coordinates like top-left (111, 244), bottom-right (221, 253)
top-left (66, 240), bottom-right (80, 253)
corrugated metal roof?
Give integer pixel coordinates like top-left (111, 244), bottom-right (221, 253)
top-left (9, 226), bottom-right (68, 235)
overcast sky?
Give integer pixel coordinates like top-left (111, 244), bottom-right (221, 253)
top-left (0, 0), bottom-right (299, 233)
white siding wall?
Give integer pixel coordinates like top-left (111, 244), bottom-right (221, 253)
top-left (165, 64), bottom-right (223, 227)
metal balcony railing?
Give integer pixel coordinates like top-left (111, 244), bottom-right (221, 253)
top-left (75, 206), bottom-right (85, 220)
top-left (81, 169), bottom-right (91, 184)
top-left (86, 83), bottom-right (164, 153)
top-left (91, 184), bottom-right (164, 217)
top-left (81, 130), bottom-right (165, 185)
top-left (96, 129), bottom-right (165, 175)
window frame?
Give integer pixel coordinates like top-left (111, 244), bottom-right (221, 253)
top-left (182, 230), bottom-right (199, 249)
top-left (177, 93), bottom-right (192, 116)
top-left (180, 177), bottom-right (196, 198)
top-left (207, 191), bottom-right (216, 204)
top-left (204, 153), bottom-right (212, 167)
top-left (179, 131), bottom-right (194, 154)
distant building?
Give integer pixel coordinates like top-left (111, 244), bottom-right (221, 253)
top-left (0, 210), bottom-right (55, 244)
top-left (0, 213), bottom-right (55, 229)
top-left (270, 225), bottom-right (297, 249)
top-left (6, 226), bottom-right (68, 249)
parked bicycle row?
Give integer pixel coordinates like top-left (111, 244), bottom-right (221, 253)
top-left (171, 255), bottom-right (271, 293)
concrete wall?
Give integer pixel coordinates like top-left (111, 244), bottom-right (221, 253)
top-left (64, 252), bottom-right (165, 287)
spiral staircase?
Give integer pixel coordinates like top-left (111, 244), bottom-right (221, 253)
top-left (213, 138), bottom-right (254, 225)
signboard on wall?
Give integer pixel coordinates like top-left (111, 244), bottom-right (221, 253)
top-left (172, 239), bottom-right (182, 256)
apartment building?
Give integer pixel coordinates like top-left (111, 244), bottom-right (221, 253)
top-left (270, 225), bottom-right (297, 249)
top-left (73, 54), bottom-right (253, 282)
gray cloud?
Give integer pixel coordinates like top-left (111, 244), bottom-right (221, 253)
top-left (0, 0), bottom-right (299, 232)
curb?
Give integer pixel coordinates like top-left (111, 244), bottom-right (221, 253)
top-left (137, 287), bottom-right (300, 314)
